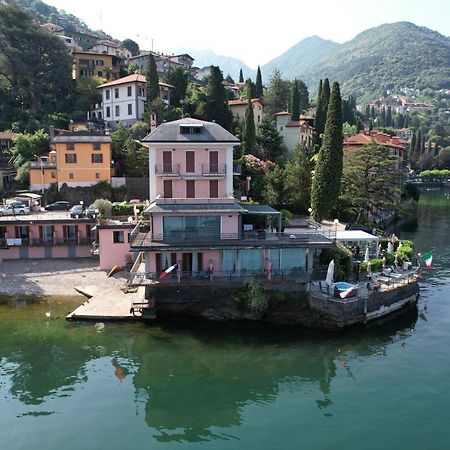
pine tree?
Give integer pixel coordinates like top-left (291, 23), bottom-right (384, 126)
top-left (285, 144), bottom-right (312, 213)
top-left (255, 66), bottom-right (263, 98)
top-left (239, 68), bottom-right (244, 83)
top-left (311, 82), bottom-right (343, 221)
top-left (256, 115), bottom-right (284, 161)
top-left (297, 79), bottom-right (309, 113)
top-left (242, 92), bottom-right (256, 155)
top-left (145, 53), bottom-right (159, 117)
top-left (203, 66), bottom-right (233, 130)
top-left (290, 79), bottom-right (300, 121)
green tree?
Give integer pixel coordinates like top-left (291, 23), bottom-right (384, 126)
top-left (264, 69), bottom-right (291, 116)
top-left (225, 74), bottom-right (234, 84)
top-left (122, 39), bottom-right (140, 56)
top-left (386, 106), bottom-right (392, 127)
top-left (339, 143), bottom-right (401, 222)
top-left (311, 81), bottom-right (343, 221)
top-left (297, 79), bottom-right (309, 113)
top-left (256, 115), bottom-right (284, 162)
top-left (239, 69), bottom-right (244, 83)
top-left (314, 78), bottom-right (330, 145)
top-left (262, 165), bottom-right (287, 209)
top-left (245, 78), bottom-right (257, 99)
top-left (11, 129), bottom-right (49, 184)
top-left (203, 66), bottom-right (233, 130)
top-left (0, 5), bottom-right (73, 127)
top-left (290, 79), bottom-right (300, 121)
top-left (145, 53), bottom-right (159, 117)
top-left (255, 65), bottom-right (263, 98)
top-left (284, 144), bottom-right (312, 213)
top-left (242, 92), bottom-right (256, 155)
top-left (164, 66), bottom-right (188, 107)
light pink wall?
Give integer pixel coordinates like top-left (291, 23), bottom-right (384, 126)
top-left (52, 247), bottom-right (68, 258)
top-left (0, 247), bottom-right (20, 259)
top-left (201, 251), bottom-right (220, 272)
top-left (29, 247), bottom-right (44, 258)
top-left (221, 215), bottom-right (239, 235)
top-left (153, 216), bottom-right (163, 235)
top-left (145, 250), bottom-right (221, 273)
top-left (155, 147), bottom-right (226, 168)
top-left (155, 177), bottom-right (227, 199)
top-left (98, 228), bottom-right (131, 269)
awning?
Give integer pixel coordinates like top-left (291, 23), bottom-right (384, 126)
top-left (336, 230), bottom-right (379, 244)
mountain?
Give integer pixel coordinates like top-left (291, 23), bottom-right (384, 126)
top-left (262, 22), bottom-right (450, 101)
top-left (261, 36), bottom-right (338, 81)
top-left (173, 48), bottom-right (255, 81)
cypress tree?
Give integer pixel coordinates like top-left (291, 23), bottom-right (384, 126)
top-left (290, 79), bottom-right (300, 121)
top-left (314, 80), bottom-right (323, 135)
top-left (255, 65), bottom-right (263, 98)
top-left (204, 66), bottom-right (233, 130)
top-left (243, 91), bottom-right (256, 155)
top-left (365, 105), bottom-right (370, 118)
top-left (386, 106), bottom-right (392, 127)
top-left (311, 82), bottom-right (343, 221)
top-left (314, 78), bottom-right (330, 141)
top-left (245, 78), bottom-right (256, 98)
top-left (239, 68), bottom-right (244, 83)
top-left (370, 105), bottom-right (375, 119)
top-left (298, 79), bottom-right (309, 112)
top-left (380, 106), bottom-right (386, 127)
top-left (145, 53), bottom-right (159, 107)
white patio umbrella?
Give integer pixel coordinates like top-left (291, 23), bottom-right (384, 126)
top-left (387, 242), bottom-right (393, 253)
top-left (326, 259), bottom-right (335, 286)
top-left (376, 243), bottom-right (381, 258)
top-left (364, 246), bottom-right (370, 263)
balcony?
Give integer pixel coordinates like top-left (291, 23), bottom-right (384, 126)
top-left (28, 237), bottom-right (93, 246)
top-left (29, 161), bottom-right (56, 169)
top-left (201, 163), bottom-right (226, 176)
top-left (155, 164), bottom-right (180, 176)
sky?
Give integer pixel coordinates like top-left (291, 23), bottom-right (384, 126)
top-left (44, 0), bottom-right (450, 68)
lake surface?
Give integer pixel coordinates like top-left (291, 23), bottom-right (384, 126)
top-left (1, 189), bottom-right (450, 450)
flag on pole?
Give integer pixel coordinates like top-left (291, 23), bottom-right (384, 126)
top-left (422, 250), bottom-right (433, 269)
top-left (159, 263), bottom-right (178, 280)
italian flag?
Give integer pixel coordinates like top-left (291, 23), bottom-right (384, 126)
top-left (159, 263), bottom-right (178, 280)
top-left (422, 250), bottom-right (433, 269)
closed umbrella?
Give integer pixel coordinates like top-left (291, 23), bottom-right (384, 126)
top-left (387, 242), bottom-right (393, 253)
top-left (364, 246), bottom-right (370, 263)
top-left (326, 259), bottom-right (335, 286)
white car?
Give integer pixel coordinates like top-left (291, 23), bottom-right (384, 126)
top-left (0, 202), bottom-right (30, 215)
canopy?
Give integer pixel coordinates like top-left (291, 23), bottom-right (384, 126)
top-left (336, 230), bottom-right (379, 246)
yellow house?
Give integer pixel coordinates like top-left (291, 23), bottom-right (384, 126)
top-left (72, 51), bottom-right (119, 81)
top-left (29, 131), bottom-right (112, 191)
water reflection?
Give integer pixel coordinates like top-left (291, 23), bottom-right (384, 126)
top-left (0, 306), bottom-right (418, 443)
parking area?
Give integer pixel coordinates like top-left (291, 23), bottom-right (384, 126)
top-left (0, 210), bottom-right (75, 222)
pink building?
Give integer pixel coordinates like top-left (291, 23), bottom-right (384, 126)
top-left (123, 118), bottom-right (331, 282)
top-left (0, 216), bottom-right (95, 259)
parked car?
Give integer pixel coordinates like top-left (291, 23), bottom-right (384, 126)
top-left (69, 204), bottom-right (85, 218)
top-left (345, 223), bottom-right (374, 234)
top-left (85, 204), bottom-right (99, 219)
top-left (0, 202), bottom-right (30, 215)
top-left (45, 201), bottom-right (70, 211)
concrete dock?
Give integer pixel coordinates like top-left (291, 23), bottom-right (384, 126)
top-left (66, 284), bottom-right (153, 321)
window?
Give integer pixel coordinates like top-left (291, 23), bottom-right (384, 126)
top-left (66, 143), bottom-right (75, 150)
top-left (96, 60), bottom-right (104, 66)
top-left (106, 106), bottom-right (111, 117)
top-left (186, 180), bottom-right (195, 198)
top-left (180, 125), bottom-right (202, 135)
top-left (114, 88), bottom-right (119, 99)
top-left (127, 86), bottom-right (132, 96)
top-left (91, 154), bottom-right (103, 163)
top-left (113, 230), bottom-right (124, 243)
top-left (163, 180), bottom-right (172, 198)
top-left (163, 216), bottom-right (220, 239)
top-left (105, 90), bottom-right (110, 100)
top-left (210, 180), bottom-right (218, 198)
top-left (69, 173), bottom-right (74, 179)
top-left (128, 104), bottom-right (132, 115)
top-left (93, 142), bottom-right (101, 150)
top-left (95, 172), bottom-right (100, 179)
top-left (65, 154), bottom-right (77, 163)
top-left (115, 105), bottom-right (120, 117)
top-left (51, 171), bottom-right (56, 179)
top-left (186, 151), bottom-right (195, 173)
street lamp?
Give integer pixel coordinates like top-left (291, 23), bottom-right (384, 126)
top-left (333, 218), bottom-right (339, 238)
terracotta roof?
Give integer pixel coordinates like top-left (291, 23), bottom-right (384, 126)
top-left (0, 132), bottom-right (16, 140)
top-left (343, 132), bottom-right (406, 150)
top-left (228, 98), bottom-right (263, 106)
top-left (97, 74), bottom-right (174, 89)
top-left (286, 120), bottom-right (314, 130)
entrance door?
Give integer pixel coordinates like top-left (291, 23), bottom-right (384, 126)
top-left (182, 252), bottom-right (193, 273)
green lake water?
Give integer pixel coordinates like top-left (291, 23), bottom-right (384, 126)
top-left (1, 189), bottom-right (450, 449)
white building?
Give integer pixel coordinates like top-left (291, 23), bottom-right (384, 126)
top-left (275, 112), bottom-right (315, 152)
top-left (94, 74), bottom-right (173, 129)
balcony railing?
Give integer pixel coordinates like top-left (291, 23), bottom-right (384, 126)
top-left (155, 164), bottom-right (180, 176)
top-left (201, 163), bottom-right (226, 176)
top-left (130, 230), bottom-right (311, 247)
top-left (27, 237), bottom-right (93, 246)
top-left (29, 161), bottom-right (56, 169)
